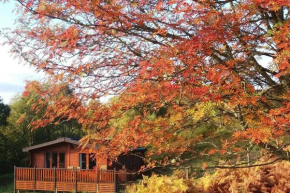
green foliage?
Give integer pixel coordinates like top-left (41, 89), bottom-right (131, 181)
top-left (0, 92), bottom-right (84, 175)
top-left (0, 97), bottom-right (10, 126)
top-left (8, 93), bottom-right (83, 144)
top-left (0, 173), bottom-right (14, 192)
top-left (110, 109), bottom-right (141, 130)
top-left (186, 101), bottom-right (217, 122)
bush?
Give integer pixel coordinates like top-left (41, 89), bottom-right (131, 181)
top-left (197, 161), bottom-right (290, 193)
top-left (126, 161), bottom-right (290, 193)
top-left (125, 173), bottom-right (188, 193)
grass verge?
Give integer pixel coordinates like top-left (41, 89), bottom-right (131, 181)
top-left (0, 173), bottom-right (14, 193)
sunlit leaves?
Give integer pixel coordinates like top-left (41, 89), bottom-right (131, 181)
top-left (3, 0), bottom-right (290, 168)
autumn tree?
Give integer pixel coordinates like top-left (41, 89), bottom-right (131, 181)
top-left (2, 0), bottom-right (290, 168)
top-left (20, 81), bottom-right (84, 141)
top-left (0, 84), bottom-right (84, 174)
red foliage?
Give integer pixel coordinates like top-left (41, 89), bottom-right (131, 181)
top-left (3, 0), bottom-right (290, 166)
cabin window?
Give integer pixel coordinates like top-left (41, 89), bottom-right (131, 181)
top-left (45, 153), bottom-right (50, 168)
top-left (52, 153), bottom-right (57, 168)
top-left (89, 154), bottom-right (96, 169)
top-left (59, 153), bottom-right (65, 168)
top-left (79, 153), bottom-right (87, 169)
top-left (45, 152), bottom-right (65, 168)
top-left (79, 153), bottom-right (96, 169)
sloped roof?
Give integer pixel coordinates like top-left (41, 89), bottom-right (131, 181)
top-left (23, 137), bottom-right (147, 153)
top-left (22, 137), bottom-right (79, 152)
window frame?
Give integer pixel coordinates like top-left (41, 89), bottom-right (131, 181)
top-left (79, 153), bottom-right (96, 169)
top-left (44, 152), bottom-right (66, 168)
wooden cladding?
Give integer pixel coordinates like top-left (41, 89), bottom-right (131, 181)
top-left (30, 143), bottom-right (108, 169)
top-left (14, 167), bottom-right (121, 192)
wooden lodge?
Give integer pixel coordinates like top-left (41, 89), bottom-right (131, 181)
top-left (15, 137), bottom-right (146, 193)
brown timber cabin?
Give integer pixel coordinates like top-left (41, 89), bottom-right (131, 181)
top-left (15, 137), bottom-right (145, 193)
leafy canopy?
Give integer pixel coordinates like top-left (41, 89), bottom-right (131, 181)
top-left (0, 97), bottom-right (10, 126)
top-left (3, 0), bottom-right (290, 168)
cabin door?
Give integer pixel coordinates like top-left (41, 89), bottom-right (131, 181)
top-left (79, 153), bottom-right (96, 169)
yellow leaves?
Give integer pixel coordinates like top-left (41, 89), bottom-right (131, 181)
top-left (128, 162), bottom-right (290, 193)
top-left (126, 174), bottom-right (188, 193)
top-left (111, 29), bottom-right (117, 35)
top-left (186, 101), bottom-right (216, 122)
top-left (169, 112), bottom-right (183, 125)
top-left (38, 2), bottom-right (47, 12)
top-left (192, 110), bottom-right (205, 121)
top-left (131, 2), bottom-right (138, 7)
top-left (16, 113), bottom-right (26, 124)
top-left (194, 161), bottom-right (290, 193)
top-left (56, 73), bottom-right (64, 80)
top-left (37, 2), bottom-right (58, 15)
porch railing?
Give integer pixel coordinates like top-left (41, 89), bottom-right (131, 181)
top-left (14, 167), bottom-right (130, 192)
top-left (15, 167), bottom-right (117, 182)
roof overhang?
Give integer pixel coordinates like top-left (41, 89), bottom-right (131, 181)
top-left (22, 137), bottom-right (79, 152)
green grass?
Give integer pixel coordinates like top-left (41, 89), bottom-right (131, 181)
top-left (0, 173), bottom-right (14, 193)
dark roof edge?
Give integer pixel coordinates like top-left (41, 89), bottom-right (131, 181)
top-left (132, 147), bottom-right (146, 151)
top-left (22, 137), bottom-right (79, 152)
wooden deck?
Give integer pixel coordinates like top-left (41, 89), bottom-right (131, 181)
top-left (14, 167), bottom-right (129, 193)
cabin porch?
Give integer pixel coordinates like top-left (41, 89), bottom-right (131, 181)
top-left (14, 167), bottom-right (130, 193)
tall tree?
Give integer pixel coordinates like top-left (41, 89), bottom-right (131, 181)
top-left (0, 97), bottom-right (10, 126)
top-left (3, 0), bottom-right (290, 168)
top-left (19, 81), bottom-right (84, 143)
top-left (0, 97), bottom-right (11, 174)
top-left (0, 83), bottom-right (84, 174)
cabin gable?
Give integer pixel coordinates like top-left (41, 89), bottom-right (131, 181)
top-left (24, 138), bottom-right (144, 172)
top-left (30, 142), bottom-right (80, 168)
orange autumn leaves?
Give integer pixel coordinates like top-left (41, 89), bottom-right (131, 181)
top-left (5, 0), bottom-right (290, 167)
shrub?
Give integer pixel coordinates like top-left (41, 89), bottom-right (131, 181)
top-left (126, 161), bottom-right (290, 193)
top-left (197, 161), bottom-right (290, 193)
top-left (125, 173), bottom-right (188, 193)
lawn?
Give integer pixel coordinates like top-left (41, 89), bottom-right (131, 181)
top-left (0, 173), bottom-right (14, 193)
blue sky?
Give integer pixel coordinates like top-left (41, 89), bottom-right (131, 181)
top-left (0, 1), bottom-right (44, 104)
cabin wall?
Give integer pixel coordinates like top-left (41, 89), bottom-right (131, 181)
top-left (31, 152), bottom-right (45, 168)
top-left (66, 144), bottom-right (80, 168)
top-left (29, 142), bottom-right (107, 169)
top-left (30, 142), bottom-right (73, 168)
